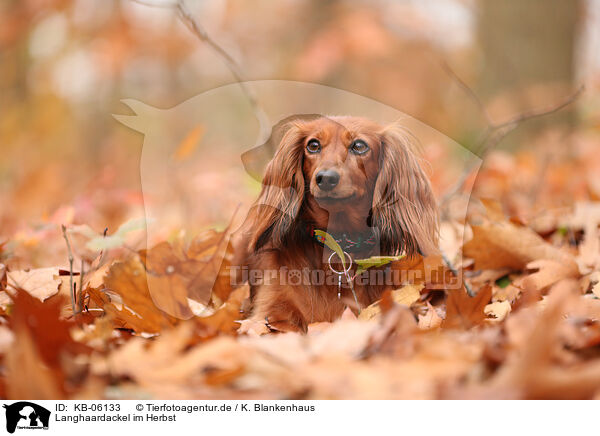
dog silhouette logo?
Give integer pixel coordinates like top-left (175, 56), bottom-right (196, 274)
top-left (114, 80), bottom-right (480, 317)
top-left (3, 402), bottom-right (50, 433)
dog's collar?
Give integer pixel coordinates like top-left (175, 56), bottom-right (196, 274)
top-left (308, 225), bottom-right (378, 253)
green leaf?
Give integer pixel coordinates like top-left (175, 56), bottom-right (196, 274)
top-left (85, 218), bottom-right (148, 252)
top-left (354, 255), bottom-right (406, 276)
top-left (86, 235), bottom-right (126, 251)
top-left (314, 229), bottom-right (347, 270)
top-left (67, 224), bottom-right (99, 239)
top-left (495, 275), bottom-right (511, 288)
top-left (114, 218), bottom-right (147, 237)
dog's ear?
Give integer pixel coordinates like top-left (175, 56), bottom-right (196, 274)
top-left (241, 114), bottom-right (321, 182)
top-left (248, 122), bottom-right (306, 251)
top-left (371, 124), bottom-right (439, 256)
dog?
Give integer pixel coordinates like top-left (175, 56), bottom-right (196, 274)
top-left (234, 115), bottom-right (439, 332)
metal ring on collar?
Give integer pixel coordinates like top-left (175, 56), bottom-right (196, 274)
top-left (327, 251), bottom-right (353, 275)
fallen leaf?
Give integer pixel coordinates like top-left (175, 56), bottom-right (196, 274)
top-left (6, 291), bottom-right (90, 398)
top-left (442, 285), bottom-right (492, 329)
top-left (99, 258), bottom-right (179, 333)
top-left (195, 285), bottom-right (250, 336)
top-left (463, 219), bottom-right (577, 271)
top-left (358, 284), bottom-right (423, 321)
top-left (7, 267), bottom-right (61, 301)
top-left (590, 272), bottom-right (600, 299)
top-left (101, 324), bottom-right (252, 398)
top-left (173, 125), bottom-right (204, 161)
top-left (5, 325), bottom-right (64, 399)
top-left (514, 259), bottom-right (579, 292)
top-left (71, 218), bottom-right (147, 252)
top-left (484, 300), bottom-right (512, 322)
top-left (492, 283), bottom-right (521, 303)
top-left (418, 303), bottom-right (443, 330)
top-left (0, 325), bottom-right (14, 354)
top-left (237, 318), bottom-right (271, 336)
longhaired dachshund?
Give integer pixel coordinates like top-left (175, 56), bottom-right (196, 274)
top-left (235, 116), bottom-right (439, 332)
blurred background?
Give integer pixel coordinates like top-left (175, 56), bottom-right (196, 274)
top-left (1, 0), bottom-right (599, 268)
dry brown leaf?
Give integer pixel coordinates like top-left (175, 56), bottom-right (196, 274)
top-left (514, 259), bottom-right (579, 292)
top-left (195, 285), bottom-right (249, 336)
top-left (305, 308), bottom-right (360, 333)
top-left (480, 198), bottom-right (507, 221)
top-left (173, 124), bottom-right (204, 161)
top-left (469, 268), bottom-right (511, 287)
top-left (101, 258), bottom-right (179, 333)
top-left (463, 219), bottom-right (577, 271)
top-left (562, 202), bottom-right (600, 230)
top-left (484, 300), bottom-right (511, 322)
top-left (571, 203), bottom-right (600, 274)
top-left (442, 285), bottom-right (492, 329)
top-left (417, 303), bottom-right (443, 330)
top-left (492, 283), bottom-right (521, 303)
top-left (358, 284), bottom-right (423, 321)
top-left (0, 263), bottom-right (7, 290)
top-left (0, 325), bottom-right (14, 355)
top-left (6, 267), bottom-right (61, 301)
top-left (84, 262), bottom-right (111, 289)
top-left (6, 291), bottom-right (90, 398)
top-left (489, 279), bottom-right (600, 399)
top-left (138, 233), bottom-right (234, 312)
top-left (439, 221), bottom-right (468, 263)
top-left (5, 326), bottom-right (64, 399)
top-left (237, 318), bottom-right (271, 337)
top-left (310, 318), bottom-right (379, 357)
top-left (590, 272), bottom-right (600, 299)
top-left (142, 241), bottom-right (205, 309)
top-left (102, 323), bottom-right (252, 398)
top-left (146, 273), bottom-right (193, 320)
top-left (386, 254), bottom-right (463, 290)
top-left (187, 229), bottom-right (227, 261)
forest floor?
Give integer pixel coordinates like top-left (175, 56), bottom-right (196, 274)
top-left (2, 130), bottom-right (600, 399)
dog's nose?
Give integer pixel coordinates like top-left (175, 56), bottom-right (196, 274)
top-left (315, 169), bottom-right (340, 191)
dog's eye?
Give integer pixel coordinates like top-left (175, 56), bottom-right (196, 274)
top-left (306, 139), bottom-right (321, 154)
top-left (350, 140), bottom-right (369, 155)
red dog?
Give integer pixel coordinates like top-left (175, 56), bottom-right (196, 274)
top-left (235, 116), bottom-right (438, 332)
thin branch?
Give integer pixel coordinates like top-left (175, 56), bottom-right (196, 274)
top-left (78, 258), bottom-right (85, 313)
top-left (440, 59), bottom-right (492, 125)
top-left (61, 224), bottom-right (76, 315)
top-left (130, 0), bottom-right (176, 7)
top-left (476, 85), bottom-right (585, 156)
top-left (131, 0), bottom-right (269, 135)
top-left (441, 251), bottom-right (474, 297)
top-left (439, 61), bottom-right (584, 206)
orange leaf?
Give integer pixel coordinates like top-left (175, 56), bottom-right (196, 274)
top-left (442, 285), bottom-right (492, 329)
top-left (173, 125), bottom-right (204, 161)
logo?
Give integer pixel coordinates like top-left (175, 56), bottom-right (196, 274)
top-left (3, 402), bottom-right (50, 433)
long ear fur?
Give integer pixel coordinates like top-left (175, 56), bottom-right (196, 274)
top-left (371, 125), bottom-right (439, 256)
top-left (247, 124), bottom-right (306, 251)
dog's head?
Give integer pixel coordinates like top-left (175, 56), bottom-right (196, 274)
top-left (248, 116), bottom-right (439, 256)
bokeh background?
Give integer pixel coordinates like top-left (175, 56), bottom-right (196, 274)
top-left (1, 0), bottom-right (599, 268)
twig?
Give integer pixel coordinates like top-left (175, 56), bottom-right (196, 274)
top-left (476, 85), bottom-right (584, 157)
top-left (131, 0), bottom-right (269, 136)
top-left (439, 60), bottom-right (584, 208)
top-left (441, 251), bottom-right (474, 297)
top-left (78, 258), bottom-right (85, 313)
top-left (439, 59), bottom-right (492, 125)
top-left (61, 224), bottom-right (76, 315)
